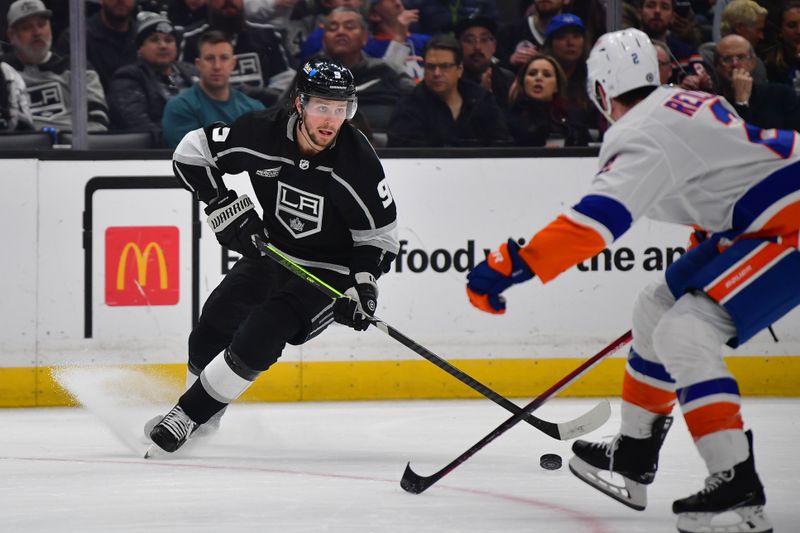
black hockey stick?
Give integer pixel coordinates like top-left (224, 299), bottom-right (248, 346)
top-left (253, 235), bottom-right (613, 441)
top-left (400, 329), bottom-right (633, 494)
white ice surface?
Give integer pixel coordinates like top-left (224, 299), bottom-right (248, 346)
top-left (1, 369), bottom-right (796, 532)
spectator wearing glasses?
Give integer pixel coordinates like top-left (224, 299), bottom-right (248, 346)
top-left (162, 30), bottom-right (265, 147)
top-left (713, 33), bottom-right (800, 131)
top-left (505, 53), bottom-right (589, 147)
top-left (108, 12), bottom-right (197, 144)
top-left (653, 39), bottom-right (677, 84)
top-left (654, 38), bottom-right (713, 90)
top-left (701, 1), bottom-right (768, 85)
top-left (456, 14), bottom-right (514, 109)
top-left (388, 34), bottom-right (511, 147)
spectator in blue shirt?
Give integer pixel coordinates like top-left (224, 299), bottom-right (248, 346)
top-left (162, 30), bottom-right (265, 147)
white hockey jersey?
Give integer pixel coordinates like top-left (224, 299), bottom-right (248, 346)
top-left (519, 86), bottom-right (800, 282)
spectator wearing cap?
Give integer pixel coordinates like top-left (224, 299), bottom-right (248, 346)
top-left (497, 0), bottom-right (566, 69)
top-left (542, 13), bottom-right (600, 139)
top-left (1, 0), bottom-right (110, 132)
top-left (403, 0), bottom-right (497, 36)
top-left (387, 34), bottom-right (511, 147)
top-left (542, 14), bottom-right (586, 106)
top-left (56, 0), bottom-right (138, 93)
top-left (162, 30), bottom-right (265, 147)
top-left (179, 0), bottom-right (295, 106)
top-left (505, 54), bottom-right (588, 147)
top-left (456, 14), bottom-right (514, 109)
top-left (108, 11), bottom-right (198, 144)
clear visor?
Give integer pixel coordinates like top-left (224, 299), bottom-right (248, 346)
top-left (300, 94), bottom-right (358, 120)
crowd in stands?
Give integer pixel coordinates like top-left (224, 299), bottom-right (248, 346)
top-left (0, 0), bottom-right (799, 149)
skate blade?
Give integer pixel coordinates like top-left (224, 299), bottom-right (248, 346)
top-left (676, 505), bottom-right (773, 533)
top-left (568, 455), bottom-right (647, 511)
top-left (144, 444), bottom-right (165, 459)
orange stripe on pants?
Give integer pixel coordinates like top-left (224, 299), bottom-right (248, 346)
top-left (683, 402), bottom-right (744, 440)
top-left (705, 243), bottom-right (784, 302)
top-left (622, 372), bottom-right (676, 415)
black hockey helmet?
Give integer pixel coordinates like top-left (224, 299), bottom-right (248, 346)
top-left (296, 60), bottom-right (358, 119)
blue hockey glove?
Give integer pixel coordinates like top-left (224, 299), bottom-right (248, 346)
top-left (466, 239), bottom-right (534, 314)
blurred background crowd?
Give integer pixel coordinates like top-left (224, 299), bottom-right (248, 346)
top-left (0, 0), bottom-right (798, 149)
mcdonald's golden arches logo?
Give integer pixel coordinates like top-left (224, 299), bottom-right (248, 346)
top-left (105, 226), bottom-right (179, 306)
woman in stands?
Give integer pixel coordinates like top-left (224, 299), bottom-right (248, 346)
top-left (505, 54), bottom-right (589, 147)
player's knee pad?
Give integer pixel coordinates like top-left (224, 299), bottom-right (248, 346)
top-left (229, 296), bottom-right (306, 371)
top-left (632, 281), bottom-right (676, 360)
top-left (188, 324), bottom-right (231, 374)
top-left (652, 292), bottom-right (735, 385)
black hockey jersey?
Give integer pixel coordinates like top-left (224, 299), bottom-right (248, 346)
top-left (172, 109), bottom-right (399, 278)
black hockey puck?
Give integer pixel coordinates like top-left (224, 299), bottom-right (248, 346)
top-left (540, 453), bottom-right (562, 470)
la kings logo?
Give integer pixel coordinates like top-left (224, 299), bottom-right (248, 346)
top-left (275, 181), bottom-right (323, 238)
top-left (27, 81), bottom-right (67, 120)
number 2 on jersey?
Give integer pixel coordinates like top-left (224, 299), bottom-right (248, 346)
top-left (710, 100), bottom-right (794, 159)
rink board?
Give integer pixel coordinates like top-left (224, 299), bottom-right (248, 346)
top-left (1, 156), bottom-right (798, 406)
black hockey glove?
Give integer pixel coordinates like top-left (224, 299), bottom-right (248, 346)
top-left (205, 191), bottom-right (267, 258)
top-left (333, 272), bottom-right (378, 331)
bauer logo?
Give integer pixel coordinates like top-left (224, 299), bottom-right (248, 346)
top-left (105, 226), bottom-right (179, 306)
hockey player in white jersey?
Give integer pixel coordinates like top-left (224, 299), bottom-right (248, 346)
top-left (466, 28), bottom-right (799, 533)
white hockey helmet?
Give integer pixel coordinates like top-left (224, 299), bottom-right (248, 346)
top-left (586, 28), bottom-right (659, 123)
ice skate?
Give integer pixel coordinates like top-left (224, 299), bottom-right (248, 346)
top-left (144, 405), bottom-right (226, 442)
top-left (146, 405), bottom-right (198, 456)
top-left (569, 415), bottom-right (673, 510)
top-left (673, 431), bottom-right (772, 533)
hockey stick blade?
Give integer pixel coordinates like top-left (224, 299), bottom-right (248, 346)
top-left (401, 462), bottom-right (441, 494)
top-left (553, 398), bottom-right (611, 440)
top-left (253, 235), bottom-right (615, 441)
top-left (401, 330), bottom-right (633, 494)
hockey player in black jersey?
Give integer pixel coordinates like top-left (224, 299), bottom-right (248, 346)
top-left (147, 59), bottom-right (399, 454)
